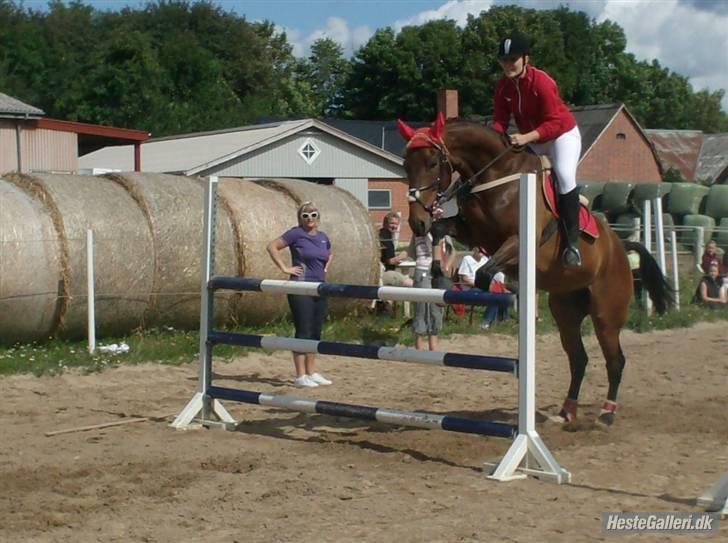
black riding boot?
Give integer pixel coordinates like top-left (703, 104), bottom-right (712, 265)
top-left (559, 188), bottom-right (582, 267)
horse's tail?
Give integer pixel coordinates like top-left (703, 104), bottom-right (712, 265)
top-left (622, 241), bottom-right (676, 314)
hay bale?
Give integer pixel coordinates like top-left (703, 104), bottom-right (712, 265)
top-left (704, 185), bottom-right (728, 220)
top-left (7, 173), bottom-right (153, 339)
top-left (614, 213), bottom-right (640, 240)
top-left (632, 183), bottom-right (671, 212)
top-left (105, 173), bottom-right (237, 329)
top-left (217, 178), bottom-right (299, 324)
top-left (577, 183), bottom-right (604, 210)
top-left (716, 218), bottom-right (728, 250)
top-left (600, 182), bottom-right (634, 216)
top-left (252, 179), bottom-right (379, 316)
top-left (0, 179), bottom-right (63, 343)
top-left (680, 214), bottom-right (715, 248)
top-left (667, 183), bottom-right (709, 216)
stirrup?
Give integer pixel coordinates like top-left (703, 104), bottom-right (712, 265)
top-left (562, 246), bottom-right (582, 267)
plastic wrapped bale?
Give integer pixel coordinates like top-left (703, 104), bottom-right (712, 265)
top-left (0, 179), bottom-right (63, 343)
top-left (632, 183), bottom-right (672, 214)
top-left (577, 182), bottom-right (604, 210)
top-left (680, 214), bottom-right (715, 250)
top-left (600, 182), bottom-right (634, 217)
top-left (704, 185), bottom-right (728, 220)
top-left (253, 179), bottom-right (380, 317)
top-left (6, 173), bottom-right (154, 339)
top-left (667, 183), bottom-right (709, 216)
top-left (217, 178), bottom-right (299, 324)
top-left (716, 218), bottom-right (728, 249)
top-left (614, 213), bottom-right (640, 240)
top-left (105, 173), bottom-right (237, 329)
top-left (591, 211), bottom-right (608, 226)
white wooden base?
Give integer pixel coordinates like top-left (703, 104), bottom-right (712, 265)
top-left (484, 432), bottom-right (571, 484)
top-left (171, 392), bottom-right (236, 429)
top-left (698, 473), bottom-right (728, 516)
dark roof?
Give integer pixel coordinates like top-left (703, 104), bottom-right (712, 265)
top-left (322, 118), bottom-right (430, 156)
top-left (323, 104), bottom-right (627, 161)
top-left (645, 129), bottom-right (704, 181)
top-left (0, 92), bottom-right (45, 117)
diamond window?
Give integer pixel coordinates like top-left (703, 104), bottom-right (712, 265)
top-left (298, 139), bottom-right (321, 165)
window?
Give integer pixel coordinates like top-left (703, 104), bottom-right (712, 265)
top-left (616, 132), bottom-right (626, 140)
top-left (368, 189), bottom-right (391, 209)
top-left (297, 138), bottom-right (321, 165)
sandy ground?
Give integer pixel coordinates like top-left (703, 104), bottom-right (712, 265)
top-left (1, 322), bottom-right (727, 543)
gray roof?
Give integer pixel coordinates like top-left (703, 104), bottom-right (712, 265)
top-left (695, 133), bottom-right (728, 183)
top-left (325, 104), bottom-right (630, 162)
top-left (80, 118), bottom-right (404, 173)
top-left (0, 92), bottom-right (45, 117)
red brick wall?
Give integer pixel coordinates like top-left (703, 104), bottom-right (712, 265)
top-left (578, 111), bottom-right (661, 183)
top-left (368, 178), bottom-right (412, 243)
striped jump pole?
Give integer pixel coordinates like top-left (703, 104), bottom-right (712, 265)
top-left (172, 173), bottom-right (570, 484)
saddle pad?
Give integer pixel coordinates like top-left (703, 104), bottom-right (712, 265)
top-left (542, 174), bottom-right (600, 239)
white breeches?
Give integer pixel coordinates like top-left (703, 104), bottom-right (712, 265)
top-left (528, 125), bottom-right (581, 194)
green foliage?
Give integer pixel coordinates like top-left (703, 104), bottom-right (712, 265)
top-left (0, 1), bottom-right (726, 138)
top-left (662, 166), bottom-right (688, 183)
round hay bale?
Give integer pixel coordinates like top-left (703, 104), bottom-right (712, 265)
top-left (7, 173), bottom-right (154, 339)
top-left (105, 172), bottom-right (237, 329)
top-left (217, 178), bottom-right (299, 324)
top-left (0, 179), bottom-right (63, 343)
top-left (600, 182), bottom-right (634, 216)
top-left (632, 183), bottom-right (671, 212)
top-left (577, 182), bottom-right (604, 210)
top-left (680, 214), bottom-right (715, 248)
top-left (614, 213), bottom-right (640, 240)
top-left (666, 183), bottom-right (709, 216)
top-left (252, 179), bottom-right (379, 316)
top-left (716, 218), bottom-right (728, 250)
top-left (704, 185), bottom-right (728, 220)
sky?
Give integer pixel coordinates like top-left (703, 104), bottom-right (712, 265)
top-left (23, 0), bottom-right (728, 111)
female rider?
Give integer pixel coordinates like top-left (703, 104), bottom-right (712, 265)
top-left (491, 33), bottom-right (583, 267)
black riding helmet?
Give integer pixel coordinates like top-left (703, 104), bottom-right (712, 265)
top-left (497, 33), bottom-right (529, 60)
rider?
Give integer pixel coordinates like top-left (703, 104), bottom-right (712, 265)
top-left (490, 33), bottom-right (583, 267)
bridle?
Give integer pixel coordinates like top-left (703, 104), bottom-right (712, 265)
top-left (407, 131), bottom-right (519, 216)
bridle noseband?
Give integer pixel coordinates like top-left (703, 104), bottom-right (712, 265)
top-left (407, 131), bottom-right (518, 216)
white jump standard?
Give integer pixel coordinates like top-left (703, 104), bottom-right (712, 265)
top-left (173, 174), bottom-right (571, 484)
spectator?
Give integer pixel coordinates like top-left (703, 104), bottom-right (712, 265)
top-left (701, 239), bottom-right (721, 274)
top-left (267, 201), bottom-right (333, 388)
top-left (457, 248), bottom-right (509, 329)
top-left (408, 233), bottom-right (442, 350)
top-left (693, 264), bottom-right (726, 309)
top-left (379, 212), bottom-right (413, 287)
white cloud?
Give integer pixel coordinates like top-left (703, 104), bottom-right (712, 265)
top-left (394, 0), bottom-right (494, 29)
top-left (282, 17), bottom-right (372, 59)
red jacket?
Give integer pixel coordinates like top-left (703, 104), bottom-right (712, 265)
top-left (491, 65), bottom-right (576, 143)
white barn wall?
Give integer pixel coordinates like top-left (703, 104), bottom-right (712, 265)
top-left (204, 132), bottom-right (402, 179)
top-left (333, 178), bottom-right (368, 206)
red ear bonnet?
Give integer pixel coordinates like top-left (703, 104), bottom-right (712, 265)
top-left (396, 118), bottom-right (416, 141)
top-left (430, 112), bottom-right (446, 141)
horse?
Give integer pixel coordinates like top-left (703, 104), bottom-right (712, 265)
top-left (398, 113), bottom-right (674, 427)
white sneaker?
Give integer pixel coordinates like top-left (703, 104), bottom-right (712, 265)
top-left (309, 372), bottom-right (332, 385)
top-left (293, 375), bottom-right (318, 388)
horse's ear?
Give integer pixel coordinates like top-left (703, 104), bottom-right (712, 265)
top-left (430, 112), bottom-right (446, 141)
top-left (396, 119), bottom-right (416, 141)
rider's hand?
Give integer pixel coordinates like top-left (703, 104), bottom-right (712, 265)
top-left (509, 133), bottom-right (530, 147)
top-left (431, 206), bottom-right (445, 220)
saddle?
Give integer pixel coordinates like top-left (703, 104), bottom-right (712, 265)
top-left (539, 158), bottom-right (599, 239)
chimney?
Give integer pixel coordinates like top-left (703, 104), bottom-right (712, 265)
top-left (437, 89), bottom-right (459, 119)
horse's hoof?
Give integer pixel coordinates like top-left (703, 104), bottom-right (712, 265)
top-left (596, 411), bottom-right (616, 427)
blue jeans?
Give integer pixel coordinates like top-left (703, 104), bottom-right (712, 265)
top-left (287, 295), bottom-right (327, 340)
top-left (482, 304), bottom-right (509, 325)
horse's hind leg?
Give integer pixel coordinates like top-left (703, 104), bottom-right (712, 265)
top-left (589, 285), bottom-right (630, 427)
top-left (549, 289), bottom-right (591, 422)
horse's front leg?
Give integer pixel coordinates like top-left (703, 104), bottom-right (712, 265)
top-left (474, 235), bottom-right (519, 290)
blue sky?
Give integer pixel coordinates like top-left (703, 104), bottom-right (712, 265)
top-left (22, 0), bottom-right (728, 111)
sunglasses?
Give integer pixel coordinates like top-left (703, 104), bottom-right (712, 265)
top-left (301, 211), bottom-right (319, 220)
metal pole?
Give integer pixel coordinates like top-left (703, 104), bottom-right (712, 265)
top-left (643, 200), bottom-right (653, 315)
top-left (518, 173), bottom-right (536, 435)
top-left (695, 226), bottom-right (705, 272)
top-left (86, 229), bottom-right (96, 354)
top-left (670, 230), bottom-right (681, 310)
top-left (654, 197), bottom-right (666, 272)
top-left (199, 177), bottom-right (218, 415)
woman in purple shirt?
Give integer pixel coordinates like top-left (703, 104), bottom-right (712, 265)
top-left (267, 202), bottom-right (333, 388)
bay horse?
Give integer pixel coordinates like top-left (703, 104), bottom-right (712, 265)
top-left (398, 114), bottom-right (674, 426)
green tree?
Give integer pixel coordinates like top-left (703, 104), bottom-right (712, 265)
top-left (297, 38), bottom-right (350, 117)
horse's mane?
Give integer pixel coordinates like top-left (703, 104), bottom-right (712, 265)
top-left (444, 118), bottom-right (506, 150)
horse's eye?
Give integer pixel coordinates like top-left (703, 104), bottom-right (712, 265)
top-left (427, 157), bottom-right (439, 169)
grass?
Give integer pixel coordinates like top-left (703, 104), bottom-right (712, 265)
top-left (1, 275), bottom-right (725, 376)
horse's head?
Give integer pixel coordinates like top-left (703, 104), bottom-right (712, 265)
top-left (398, 113), bottom-right (454, 236)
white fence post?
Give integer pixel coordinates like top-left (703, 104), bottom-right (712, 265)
top-left (87, 229), bottom-right (96, 354)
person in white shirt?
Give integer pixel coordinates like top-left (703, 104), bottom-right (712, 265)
top-left (457, 248), bottom-right (509, 329)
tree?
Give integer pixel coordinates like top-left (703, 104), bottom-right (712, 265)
top-left (297, 38), bottom-right (350, 117)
